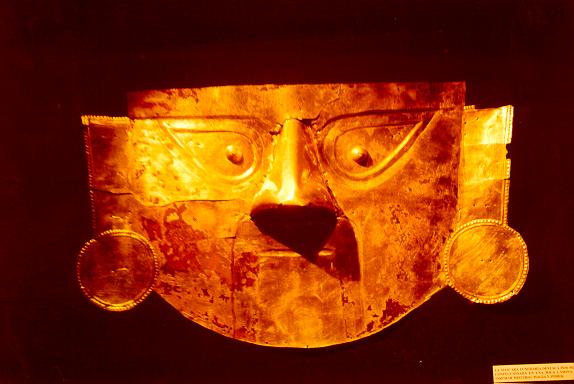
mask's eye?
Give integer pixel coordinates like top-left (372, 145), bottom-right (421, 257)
top-left (162, 119), bottom-right (266, 184)
top-left (322, 111), bottom-right (438, 182)
top-left (181, 131), bottom-right (255, 178)
top-left (225, 144), bottom-right (244, 165)
top-left (335, 123), bottom-right (420, 173)
top-left (349, 145), bottom-right (372, 167)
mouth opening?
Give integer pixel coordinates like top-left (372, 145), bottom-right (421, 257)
top-left (237, 209), bottom-right (360, 280)
top-left (251, 205), bottom-right (338, 257)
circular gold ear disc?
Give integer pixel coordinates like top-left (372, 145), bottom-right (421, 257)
top-left (442, 219), bottom-right (528, 304)
top-left (76, 230), bottom-right (159, 311)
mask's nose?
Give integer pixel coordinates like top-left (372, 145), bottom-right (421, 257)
top-left (250, 119), bottom-right (338, 256)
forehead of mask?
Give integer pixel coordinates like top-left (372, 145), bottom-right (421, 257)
top-left (129, 83), bottom-right (463, 122)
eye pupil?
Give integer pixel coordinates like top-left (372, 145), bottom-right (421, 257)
top-left (225, 144), bottom-right (244, 165)
top-left (350, 146), bottom-right (372, 167)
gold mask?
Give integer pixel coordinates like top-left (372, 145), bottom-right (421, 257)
top-left (78, 82), bottom-right (528, 347)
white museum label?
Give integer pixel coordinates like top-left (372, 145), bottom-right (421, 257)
top-left (493, 362), bottom-right (574, 382)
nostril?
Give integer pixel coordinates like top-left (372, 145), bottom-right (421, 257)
top-left (251, 205), bottom-right (338, 257)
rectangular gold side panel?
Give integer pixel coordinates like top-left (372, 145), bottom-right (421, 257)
top-left (458, 106), bottom-right (513, 224)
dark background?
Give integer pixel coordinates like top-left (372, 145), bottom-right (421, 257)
top-left (1, 0), bottom-right (573, 382)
